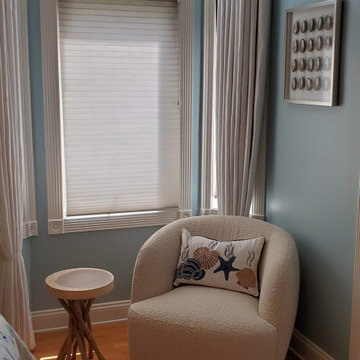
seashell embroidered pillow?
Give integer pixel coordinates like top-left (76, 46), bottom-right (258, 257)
top-left (173, 229), bottom-right (265, 297)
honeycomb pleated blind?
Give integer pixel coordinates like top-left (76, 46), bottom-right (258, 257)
top-left (58, 0), bottom-right (180, 216)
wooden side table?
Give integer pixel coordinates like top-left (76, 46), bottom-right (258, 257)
top-left (45, 268), bottom-right (114, 360)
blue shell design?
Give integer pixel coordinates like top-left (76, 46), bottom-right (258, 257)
top-left (176, 258), bottom-right (205, 281)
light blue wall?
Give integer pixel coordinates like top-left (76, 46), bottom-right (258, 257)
top-left (26, 0), bottom-right (203, 311)
top-left (266, 1), bottom-right (360, 359)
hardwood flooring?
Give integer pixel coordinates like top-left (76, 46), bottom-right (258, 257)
top-left (32, 322), bottom-right (129, 360)
top-left (31, 321), bottom-right (299, 360)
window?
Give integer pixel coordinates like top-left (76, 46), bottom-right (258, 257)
top-left (200, 0), bottom-right (266, 219)
top-left (40, 0), bottom-right (194, 234)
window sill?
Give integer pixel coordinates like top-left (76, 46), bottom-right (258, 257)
top-left (200, 209), bottom-right (265, 221)
top-left (48, 208), bottom-right (181, 235)
top-left (23, 221), bottom-right (38, 239)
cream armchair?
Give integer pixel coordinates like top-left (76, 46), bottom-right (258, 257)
top-left (128, 215), bottom-right (299, 360)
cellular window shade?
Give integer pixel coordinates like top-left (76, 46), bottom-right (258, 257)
top-left (58, 0), bottom-right (180, 216)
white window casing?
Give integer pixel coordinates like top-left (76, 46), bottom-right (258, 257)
top-left (200, 0), bottom-right (215, 216)
top-left (40, 0), bottom-right (194, 234)
top-left (250, 112), bottom-right (267, 221)
top-left (21, 0), bottom-right (38, 237)
top-left (178, 0), bottom-right (193, 219)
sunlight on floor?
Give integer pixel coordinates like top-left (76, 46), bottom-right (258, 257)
top-left (40, 353), bottom-right (80, 360)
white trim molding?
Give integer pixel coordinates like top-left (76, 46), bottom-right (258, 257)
top-left (178, 0), bottom-right (194, 218)
top-left (290, 329), bottom-right (335, 360)
top-left (22, 221), bottom-right (38, 239)
top-left (40, 0), bottom-right (194, 234)
top-left (250, 111), bottom-right (267, 221)
top-left (32, 300), bottom-right (130, 332)
top-left (200, 0), bottom-right (216, 216)
top-left (349, 176), bottom-right (360, 360)
top-left (19, 0), bottom-right (38, 238)
top-left (40, 0), bottom-right (64, 231)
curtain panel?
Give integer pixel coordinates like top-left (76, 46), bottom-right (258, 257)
top-left (216, 0), bottom-right (271, 216)
top-left (0, 0), bottom-right (35, 349)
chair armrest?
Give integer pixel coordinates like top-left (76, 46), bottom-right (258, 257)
top-left (258, 229), bottom-right (300, 359)
top-left (131, 221), bottom-right (184, 303)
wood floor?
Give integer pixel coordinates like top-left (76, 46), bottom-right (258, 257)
top-left (31, 321), bottom-right (299, 360)
top-left (32, 322), bottom-right (129, 360)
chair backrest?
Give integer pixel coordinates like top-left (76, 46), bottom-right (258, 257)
top-left (166, 215), bottom-right (293, 281)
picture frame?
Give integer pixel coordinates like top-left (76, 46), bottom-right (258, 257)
top-left (283, 0), bottom-right (342, 106)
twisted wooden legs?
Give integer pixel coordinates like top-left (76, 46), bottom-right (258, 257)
top-left (57, 298), bottom-right (105, 360)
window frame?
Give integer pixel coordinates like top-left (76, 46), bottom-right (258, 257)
top-left (200, 0), bottom-right (266, 220)
top-left (40, 0), bottom-right (194, 235)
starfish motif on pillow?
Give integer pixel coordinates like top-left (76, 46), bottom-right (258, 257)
top-left (213, 255), bottom-right (239, 280)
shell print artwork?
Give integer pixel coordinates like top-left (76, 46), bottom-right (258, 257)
top-left (314, 76), bottom-right (321, 90)
top-left (315, 56), bottom-right (322, 71)
top-left (308, 18), bottom-right (316, 32)
top-left (299, 58), bottom-right (306, 71)
top-left (324, 15), bottom-right (333, 30)
top-left (293, 39), bottom-right (299, 53)
top-left (236, 268), bottom-right (257, 289)
top-left (298, 76), bottom-right (305, 90)
top-left (193, 247), bottom-right (220, 270)
top-left (317, 16), bottom-right (324, 30)
top-left (307, 38), bottom-right (314, 52)
top-left (316, 36), bottom-right (323, 51)
top-left (300, 38), bottom-right (306, 52)
top-left (307, 57), bottom-right (314, 72)
top-left (324, 56), bottom-right (331, 70)
top-left (293, 20), bottom-right (300, 34)
top-left (324, 36), bottom-right (332, 50)
top-left (323, 77), bottom-right (330, 90)
top-left (306, 77), bottom-right (313, 91)
top-left (284, 2), bottom-right (340, 105)
top-left (300, 20), bottom-right (307, 33)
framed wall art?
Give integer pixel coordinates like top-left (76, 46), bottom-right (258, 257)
top-left (283, 0), bottom-right (342, 106)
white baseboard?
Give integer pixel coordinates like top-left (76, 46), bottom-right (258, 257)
top-left (290, 329), bottom-right (335, 360)
top-left (32, 300), bottom-right (131, 332)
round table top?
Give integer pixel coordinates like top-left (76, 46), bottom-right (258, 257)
top-left (45, 268), bottom-right (114, 300)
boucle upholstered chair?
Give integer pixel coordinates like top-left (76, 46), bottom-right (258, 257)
top-left (128, 216), bottom-right (299, 360)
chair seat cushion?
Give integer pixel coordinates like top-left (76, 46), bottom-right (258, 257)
top-left (128, 285), bottom-right (277, 360)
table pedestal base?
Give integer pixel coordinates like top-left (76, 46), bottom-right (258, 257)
top-left (57, 298), bottom-right (105, 360)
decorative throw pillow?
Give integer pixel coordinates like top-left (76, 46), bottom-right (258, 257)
top-left (173, 229), bottom-right (265, 297)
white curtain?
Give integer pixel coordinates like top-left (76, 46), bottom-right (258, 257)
top-left (0, 0), bottom-right (35, 349)
top-left (216, 0), bottom-right (270, 216)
